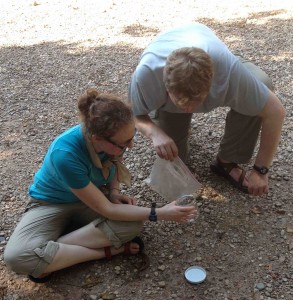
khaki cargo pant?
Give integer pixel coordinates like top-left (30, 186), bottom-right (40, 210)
top-left (4, 199), bottom-right (142, 278)
top-left (152, 54), bottom-right (273, 163)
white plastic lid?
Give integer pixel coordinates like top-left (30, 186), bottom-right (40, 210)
top-left (184, 266), bottom-right (207, 284)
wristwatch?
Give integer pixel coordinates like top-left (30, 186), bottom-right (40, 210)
top-left (253, 164), bottom-right (269, 175)
top-left (149, 202), bottom-right (157, 222)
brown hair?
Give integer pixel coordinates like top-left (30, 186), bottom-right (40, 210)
top-left (163, 47), bottom-right (213, 102)
top-left (78, 88), bottom-right (133, 138)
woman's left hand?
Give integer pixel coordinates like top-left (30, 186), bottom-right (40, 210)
top-left (109, 193), bottom-right (137, 205)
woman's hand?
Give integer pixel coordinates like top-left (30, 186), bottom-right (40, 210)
top-left (109, 193), bottom-right (137, 205)
top-left (159, 201), bottom-right (197, 223)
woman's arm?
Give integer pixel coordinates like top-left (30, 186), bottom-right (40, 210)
top-left (71, 182), bottom-right (195, 223)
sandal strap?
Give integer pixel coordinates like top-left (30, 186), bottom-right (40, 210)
top-left (216, 156), bottom-right (238, 173)
top-left (238, 169), bottom-right (247, 186)
top-left (104, 246), bottom-right (112, 260)
top-left (217, 156), bottom-right (247, 183)
top-left (132, 236), bottom-right (145, 254)
top-left (124, 242), bottom-right (131, 255)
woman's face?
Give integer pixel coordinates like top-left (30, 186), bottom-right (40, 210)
top-left (92, 121), bottom-right (136, 156)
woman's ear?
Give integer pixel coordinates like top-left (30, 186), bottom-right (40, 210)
top-left (91, 134), bottom-right (100, 142)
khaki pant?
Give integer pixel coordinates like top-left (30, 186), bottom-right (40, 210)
top-left (4, 199), bottom-right (142, 277)
top-left (152, 55), bottom-right (273, 163)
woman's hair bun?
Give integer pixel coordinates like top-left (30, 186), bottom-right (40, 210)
top-left (86, 88), bottom-right (99, 98)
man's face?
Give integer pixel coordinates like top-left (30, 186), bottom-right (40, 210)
top-left (168, 92), bottom-right (207, 113)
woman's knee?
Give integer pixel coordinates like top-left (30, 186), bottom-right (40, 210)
top-left (117, 221), bottom-right (143, 242)
top-left (4, 240), bottom-right (59, 276)
top-left (4, 244), bottom-right (32, 274)
top-left (100, 220), bottom-right (143, 247)
top-left (129, 221), bottom-right (143, 237)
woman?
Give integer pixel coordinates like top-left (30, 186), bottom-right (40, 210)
top-left (4, 88), bottom-right (196, 283)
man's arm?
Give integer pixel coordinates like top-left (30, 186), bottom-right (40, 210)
top-left (135, 115), bottom-right (178, 160)
top-left (255, 91), bottom-right (285, 167)
top-left (248, 90), bottom-right (286, 195)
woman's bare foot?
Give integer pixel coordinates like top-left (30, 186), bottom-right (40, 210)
top-left (104, 237), bottom-right (144, 260)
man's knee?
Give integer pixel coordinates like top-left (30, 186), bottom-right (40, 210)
top-left (241, 59), bottom-right (274, 91)
top-left (250, 65), bottom-right (273, 90)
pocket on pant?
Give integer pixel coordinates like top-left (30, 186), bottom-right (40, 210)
top-left (33, 241), bottom-right (59, 264)
top-left (24, 200), bottom-right (42, 213)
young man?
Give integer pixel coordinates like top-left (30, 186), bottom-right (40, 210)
top-left (128, 23), bottom-right (285, 196)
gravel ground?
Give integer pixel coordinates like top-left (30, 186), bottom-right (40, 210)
top-left (0, 1), bottom-right (292, 299)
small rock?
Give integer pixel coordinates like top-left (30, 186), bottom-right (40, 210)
top-left (158, 281), bottom-right (166, 288)
top-left (158, 265), bottom-right (166, 271)
top-left (256, 283), bottom-right (266, 291)
top-left (279, 255), bottom-right (286, 263)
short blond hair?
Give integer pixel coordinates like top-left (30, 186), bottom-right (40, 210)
top-left (163, 47), bottom-right (213, 102)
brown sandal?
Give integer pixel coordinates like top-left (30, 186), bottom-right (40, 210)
top-left (28, 273), bottom-right (52, 283)
top-left (210, 156), bottom-right (248, 193)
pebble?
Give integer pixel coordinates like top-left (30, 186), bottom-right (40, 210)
top-left (279, 255), bottom-right (286, 263)
top-left (256, 283), bottom-right (266, 291)
top-left (158, 265), bottom-right (166, 271)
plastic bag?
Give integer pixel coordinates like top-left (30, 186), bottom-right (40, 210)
top-left (145, 157), bottom-right (201, 201)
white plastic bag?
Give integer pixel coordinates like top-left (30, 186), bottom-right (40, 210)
top-left (145, 157), bottom-right (201, 201)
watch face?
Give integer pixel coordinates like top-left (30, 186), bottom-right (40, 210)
top-left (254, 165), bottom-right (268, 175)
top-left (149, 214), bottom-right (157, 222)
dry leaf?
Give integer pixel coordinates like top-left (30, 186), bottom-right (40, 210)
top-left (101, 291), bottom-right (116, 300)
top-left (250, 205), bottom-right (263, 214)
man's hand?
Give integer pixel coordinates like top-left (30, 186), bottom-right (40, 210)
top-left (152, 127), bottom-right (178, 160)
top-left (135, 115), bottom-right (178, 161)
